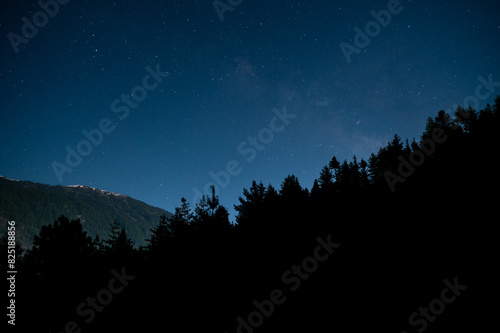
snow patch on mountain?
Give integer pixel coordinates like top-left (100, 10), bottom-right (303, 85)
top-left (0, 175), bottom-right (19, 182)
top-left (66, 184), bottom-right (128, 197)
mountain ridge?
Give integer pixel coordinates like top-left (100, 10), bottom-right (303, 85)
top-left (0, 176), bottom-right (172, 248)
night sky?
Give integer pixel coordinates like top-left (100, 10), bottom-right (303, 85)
top-left (1, 0), bottom-right (499, 220)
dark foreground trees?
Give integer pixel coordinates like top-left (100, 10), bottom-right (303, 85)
top-left (13, 97), bottom-right (499, 332)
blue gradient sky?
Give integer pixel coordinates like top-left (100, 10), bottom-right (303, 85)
top-left (1, 0), bottom-right (499, 220)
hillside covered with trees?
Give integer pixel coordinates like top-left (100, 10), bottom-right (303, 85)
top-left (0, 179), bottom-right (172, 247)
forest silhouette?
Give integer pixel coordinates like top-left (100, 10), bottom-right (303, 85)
top-left (4, 96), bottom-right (499, 332)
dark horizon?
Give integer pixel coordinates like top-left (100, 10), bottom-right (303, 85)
top-left (3, 101), bottom-right (498, 331)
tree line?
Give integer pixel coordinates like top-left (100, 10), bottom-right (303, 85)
top-left (4, 96), bottom-right (499, 332)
